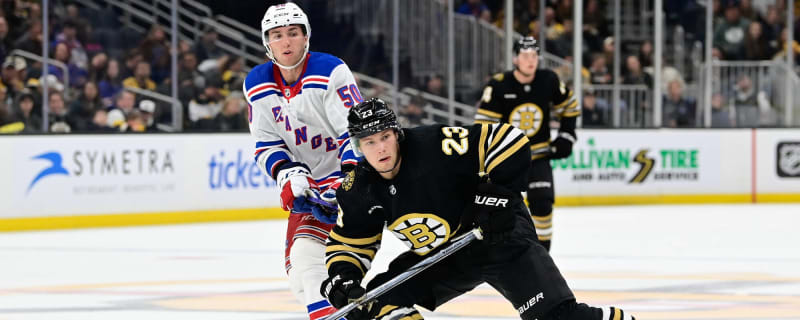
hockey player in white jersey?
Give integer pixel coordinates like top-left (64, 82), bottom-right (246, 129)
top-left (243, 3), bottom-right (362, 319)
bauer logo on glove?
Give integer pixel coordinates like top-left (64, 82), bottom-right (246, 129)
top-left (474, 195), bottom-right (509, 207)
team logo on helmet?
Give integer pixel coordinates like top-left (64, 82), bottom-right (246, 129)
top-left (347, 98), bottom-right (403, 140)
top-left (514, 36), bottom-right (540, 55)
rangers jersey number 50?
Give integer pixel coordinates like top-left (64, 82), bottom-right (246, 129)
top-left (244, 52), bottom-right (361, 189)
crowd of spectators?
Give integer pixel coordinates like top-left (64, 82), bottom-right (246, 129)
top-left (0, 1), bottom-right (249, 134)
top-left (2, 0), bottom-right (797, 133)
top-left (434, 0), bottom-right (798, 129)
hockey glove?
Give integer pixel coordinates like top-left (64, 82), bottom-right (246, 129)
top-left (276, 162), bottom-right (320, 212)
top-left (320, 273), bottom-right (366, 309)
top-left (549, 132), bottom-right (576, 159)
top-left (304, 178), bottom-right (342, 225)
top-left (473, 183), bottom-right (520, 244)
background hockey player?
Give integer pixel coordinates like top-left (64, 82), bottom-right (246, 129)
top-left (321, 98), bottom-right (634, 320)
top-left (474, 36), bottom-right (580, 251)
top-left (242, 3), bottom-right (362, 319)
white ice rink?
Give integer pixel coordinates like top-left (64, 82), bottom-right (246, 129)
top-left (2, 203), bottom-right (799, 320)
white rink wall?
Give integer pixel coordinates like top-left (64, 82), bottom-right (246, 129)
top-left (1, 129), bottom-right (798, 230)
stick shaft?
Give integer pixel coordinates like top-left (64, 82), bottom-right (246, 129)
top-left (323, 229), bottom-right (481, 320)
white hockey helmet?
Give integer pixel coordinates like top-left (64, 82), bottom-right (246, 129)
top-left (261, 2), bottom-right (311, 69)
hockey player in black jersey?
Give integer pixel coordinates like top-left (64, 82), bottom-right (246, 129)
top-left (475, 36), bottom-right (580, 251)
top-left (320, 98), bottom-right (634, 320)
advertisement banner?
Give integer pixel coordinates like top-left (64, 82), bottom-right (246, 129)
top-left (1, 129), bottom-right (795, 226)
top-left (1, 134), bottom-right (280, 219)
top-left (552, 130), bottom-right (748, 197)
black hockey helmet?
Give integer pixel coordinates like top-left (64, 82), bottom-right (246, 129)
top-left (513, 36), bottom-right (540, 55)
top-left (347, 98), bottom-right (404, 141)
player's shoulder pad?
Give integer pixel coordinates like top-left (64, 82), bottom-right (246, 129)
top-left (243, 62), bottom-right (277, 102)
top-left (304, 51), bottom-right (347, 78)
top-left (402, 125), bottom-right (442, 144)
top-left (539, 68), bottom-right (559, 81)
top-left (492, 72), bottom-right (504, 82)
top-left (340, 162), bottom-right (373, 191)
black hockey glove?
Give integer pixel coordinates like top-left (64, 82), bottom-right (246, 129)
top-left (320, 272), bottom-right (366, 309)
top-left (549, 132), bottom-right (576, 159)
top-left (473, 183), bottom-right (520, 244)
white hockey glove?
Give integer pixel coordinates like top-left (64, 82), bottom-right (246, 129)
top-left (276, 162), bottom-right (320, 212)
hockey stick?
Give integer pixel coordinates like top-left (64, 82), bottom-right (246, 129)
top-left (323, 228), bottom-right (483, 320)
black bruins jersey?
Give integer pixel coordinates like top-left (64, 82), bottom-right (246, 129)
top-left (475, 70), bottom-right (579, 160)
top-left (326, 123), bottom-right (530, 277)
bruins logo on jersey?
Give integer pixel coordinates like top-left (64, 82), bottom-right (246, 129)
top-left (510, 103), bottom-right (544, 137)
top-left (342, 170), bottom-right (355, 191)
top-left (388, 213), bottom-right (451, 255)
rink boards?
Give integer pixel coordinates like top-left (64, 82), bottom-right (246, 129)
top-left (1, 129), bottom-right (798, 230)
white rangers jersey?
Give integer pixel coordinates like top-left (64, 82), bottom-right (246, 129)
top-left (243, 52), bottom-right (361, 190)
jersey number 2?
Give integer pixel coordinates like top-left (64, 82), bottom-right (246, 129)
top-left (441, 127), bottom-right (469, 155)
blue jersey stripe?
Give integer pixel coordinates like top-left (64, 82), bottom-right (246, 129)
top-left (262, 151), bottom-right (291, 177)
top-left (302, 83), bottom-right (328, 90)
top-left (256, 140), bottom-right (286, 148)
top-left (307, 299), bottom-right (332, 312)
top-left (250, 91), bottom-right (279, 103)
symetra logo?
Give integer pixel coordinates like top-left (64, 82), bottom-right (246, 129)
top-left (26, 149), bottom-right (175, 195)
top-left (208, 150), bottom-right (277, 190)
top-left (27, 151), bottom-right (69, 194)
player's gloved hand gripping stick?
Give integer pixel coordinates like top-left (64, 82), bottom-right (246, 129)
top-left (322, 228), bottom-right (484, 320)
top-left (277, 162), bottom-right (339, 224)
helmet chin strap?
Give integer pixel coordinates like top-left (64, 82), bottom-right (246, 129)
top-left (377, 156), bottom-right (401, 174)
top-left (273, 44), bottom-right (310, 70)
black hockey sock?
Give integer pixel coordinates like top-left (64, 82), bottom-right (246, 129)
top-left (543, 300), bottom-right (635, 320)
top-left (539, 239), bottom-right (551, 251)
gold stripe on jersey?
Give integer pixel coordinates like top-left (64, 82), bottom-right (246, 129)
top-left (484, 124), bottom-right (512, 162)
top-left (530, 142), bottom-right (549, 150)
top-left (325, 245), bottom-right (377, 259)
top-left (474, 119), bottom-right (497, 125)
top-left (538, 234), bottom-right (553, 241)
top-left (558, 100), bottom-right (581, 118)
top-left (377, 305), bottom-right (399, 317)
top-left (533, 222), bottom-right (552, 229)
top-left (530, 140), bottom-right (550, 161)
top-left (531, 153), bottom-right (548, 161)
top-left (374, 305), bottom-right (424, 320)
top-left (478, 124), bottom-right (490, 174)
top-left (329, 230), bottom-right (382, 246)
top-left (612, 307), bottom-right (621, 320)
top-left (325, 255), bottom-right (365, 275)
top-left (553, 91), bottom-right (575, 110)
top-left (487, 124), bottom-right (511, 151)
top-left (532, 213), bottom-right (553, 222)
top-left (477, 108), bottom-right (503, 119)
top-left (325, 233), bottom-right (380, 276)
top-left (486, 135), bottom-right (529, 174)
